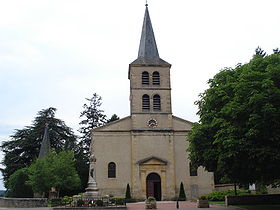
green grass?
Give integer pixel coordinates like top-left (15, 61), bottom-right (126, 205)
top-left (209, 201), bottom-right (225, 205)
top-left (236, 205), bottom-right (280, 210)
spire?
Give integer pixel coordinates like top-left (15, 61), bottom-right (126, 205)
top-left (131, 4), bottom-right (170, 66)
top-left (38, 124), bottom-right (51, 158)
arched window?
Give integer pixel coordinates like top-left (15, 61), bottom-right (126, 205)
top-left (142, 94), bottom-right (150, 110)
top-left (153, 94), bottom-right (161, 110)
top-left (108, 162), bottom-right (116, 178)
top-left (189, 162), bottom-right (198, 176)
top-left (142, 71), bottom-right (149, 85)
top-left (152, 71), bottom-right (160, 85)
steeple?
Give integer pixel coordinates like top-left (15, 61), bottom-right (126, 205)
top-left (38, 124), bottom-right (51, 158)
top-left (131, 4), bottom-right (170, 66)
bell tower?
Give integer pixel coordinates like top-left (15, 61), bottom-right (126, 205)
top-left (128, 4), bottom-right (173, 131)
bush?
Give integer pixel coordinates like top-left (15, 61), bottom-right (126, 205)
top-left (95, 200), bottom-right (104, 206)
top-left (49, 198), bottom-right (62, 207)
top-left (110, 197), bottom-right (125, 205)
top-left (125, 183), bottom-right (131, 199)
top-left (77, 199), bottom-right (84, 207)
top-left (178, 182), bottom-right (186, 201)
top-left (204, 190), bottom-right (252, 201)
top-left (62, 196), bottom-right (73, 205)
top-left (199, 196), bottom-right (207, 200)
top-left (147, 196), bottom-right (155, 201)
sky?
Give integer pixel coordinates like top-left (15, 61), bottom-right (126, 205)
top-left (0, 0), bottom-right (280, 190)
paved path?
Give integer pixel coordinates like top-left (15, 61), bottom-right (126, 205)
top-left (127, 201), bottom-right (242, 210)
top-left (0, 208), bottom-right (52, 210)
top-left (0, 202), bottom-right (244, 210)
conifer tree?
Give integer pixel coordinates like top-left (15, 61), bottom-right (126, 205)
top-left (178, 182), bottom-right (186, 201)
top-left (125, 183), bottom-right (131, 199)
top-left (79, 93), bottom-right (107, 157)
top-left (1, 107), bottom-right (77, 188)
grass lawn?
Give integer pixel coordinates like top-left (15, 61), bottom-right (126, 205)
top-left (236, 205), bottom-right (280, 210)
top-left (209, 201), bottom-right (225, 205)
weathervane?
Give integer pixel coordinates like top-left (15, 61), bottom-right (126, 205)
top-left (145, 0), bottom-right (148, 6)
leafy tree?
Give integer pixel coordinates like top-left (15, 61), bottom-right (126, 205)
top-left (28, 151), bottom-right (81, 196)
top-left (6, 168), bottom-right (33, 198)
top-left (79, 93), bottom-right (107, 156)
top-left (125, 183), bottom-right (131, 199)
top-left (188, 49), bottom-right (280, 187)
top-left (1, 107), bottom-right (77, 188)
top-left (178, 182), bottom-right (186, 201)
top-left (107, 114), bottom-right (120, 123)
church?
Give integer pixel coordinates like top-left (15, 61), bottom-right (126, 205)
top-left (86, 4), bottom-right (214, 200)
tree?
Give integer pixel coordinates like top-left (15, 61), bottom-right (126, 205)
top-left (28, 151), bottom-right (81, 196)
top-left (188, 49), bottom-right (280, 187)
top-left (79, 93), bottom-right (107, 156)
top-left (178, 182), bottom-right (186, 201)
top-left (125, 183), bottom-right (131, 199)
top-left (107, 114), bottom-right (120, 123)
top-left (72, 142), bottom-right (89, 193)
top-left (1, 107), bottom-right (77, 188)
top-left (6, 168), bottom-right (33, 198)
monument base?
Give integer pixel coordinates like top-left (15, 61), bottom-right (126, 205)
top-left (84, 181), bottom-right (99, 200)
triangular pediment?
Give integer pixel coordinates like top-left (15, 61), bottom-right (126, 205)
top-left (172, 115), bottom-right (193, 131)
top-left (137, 156), bottom-right (168, 165)
top-left (93, 116), bottom-right (131, 132)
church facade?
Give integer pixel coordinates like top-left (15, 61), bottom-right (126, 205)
top-left (87, 5), bottom-right (214, 200)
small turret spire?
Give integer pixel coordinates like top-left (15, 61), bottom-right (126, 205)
top-left (38, 123), bottom-right (51, 158)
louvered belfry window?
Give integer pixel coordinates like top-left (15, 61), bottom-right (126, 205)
top-left (142, 71), bottom-right (149, 85)
top-left (108, 162), bottom-right (116, 178)
top-left (142, 94), bottom-right (150, 110)
top-left (152, 71), bottom-right (160, 85)
top-left (153, 94), bottom-right (161, 110)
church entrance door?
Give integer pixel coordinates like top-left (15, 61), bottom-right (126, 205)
top-left (146, 173), bottom-right (161, 201)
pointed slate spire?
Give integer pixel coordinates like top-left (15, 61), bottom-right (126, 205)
top-left (131, 4), bottom-right (170, 66)
top-left (38, 124), bottom-right (51, 158)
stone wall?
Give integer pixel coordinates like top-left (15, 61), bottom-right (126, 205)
top-left (226, 194), bottom-right (280, 205)
top-left (0, 197), bottom-right (48, 208)
top-left (214, 184), bottom-right (240, 191)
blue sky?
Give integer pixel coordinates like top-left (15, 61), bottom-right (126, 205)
top-left (1, 0), bottom-right (280, 190)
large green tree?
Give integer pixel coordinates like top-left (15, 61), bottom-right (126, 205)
top-left (79, 93), bottom-right (107, 156)
top-left (28, 151), bottom-right (80, 196)
top-left (188, 49), bottom-right (280, 186)
top-left (1, 107), bottom-right (77, 187)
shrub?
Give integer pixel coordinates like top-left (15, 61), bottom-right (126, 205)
top-left (204, 190), bottom-right (252, 201)
top-left (110, 197), bottom-right (125, 205)
top-left (178, 182), bottom-right (186, 201)
top-left (77, 199), bottom-right (84, 207)
top-left (49, 198), bottom-right (62, 207)
top-left (125, 183), bottom-right (132, 199)
top-left (95, 199), bottom-right (104, 206)
top-left (199, 196), bottom-right (207, 200)
top-left (62, 196), bottom-right (73, 205)
top-left (147, 196), bottom-right (156, 201)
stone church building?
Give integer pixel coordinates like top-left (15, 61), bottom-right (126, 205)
top-left (87, 5), bottom-right (214, 200)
